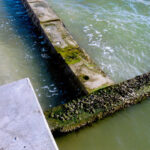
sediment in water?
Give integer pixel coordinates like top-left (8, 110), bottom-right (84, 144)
top-left (45, 73), bottom-right (150, 133)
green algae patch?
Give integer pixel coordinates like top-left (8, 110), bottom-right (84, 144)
top-left (55, 47), bottom-right (81, 65)
top-left (45, 73), bottom-right (150, 133)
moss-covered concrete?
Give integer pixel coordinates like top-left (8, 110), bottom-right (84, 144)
top-left (45, 73), bottom-right (150, 133)
top-left (21, 0), bottom-right (113, 94)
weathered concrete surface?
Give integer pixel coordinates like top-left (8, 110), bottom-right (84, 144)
top-left (21, 0), bottom-right (113, 94)
top-left (0, 78), bottom-right (58, 150)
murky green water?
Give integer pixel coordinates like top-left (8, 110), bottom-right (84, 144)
top-left (0, 0), bottom-right (73, 110)
top-left (47, 0), bottom-right (150, 83)
top-left (46, 0), bottom-right (150, 149)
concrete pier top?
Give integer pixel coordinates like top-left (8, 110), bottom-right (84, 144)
top-left (0, 78), bottom-right (58, 150)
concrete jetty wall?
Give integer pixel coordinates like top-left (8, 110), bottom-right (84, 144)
top-left (21, 0), bottom-right (113, 95)
top-left (19, 0), bottom-right (150, 135)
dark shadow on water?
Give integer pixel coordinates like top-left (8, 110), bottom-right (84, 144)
top-left (1, 0), bottom-right (81, 109)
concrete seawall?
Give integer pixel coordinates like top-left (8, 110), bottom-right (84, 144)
top-left (21, 0), bottom-right (113, 94)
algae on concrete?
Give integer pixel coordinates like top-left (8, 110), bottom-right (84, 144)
top-left (21, 0), bottom-right (113, 94)
top-left (45, 73), bottom-right (150, 133)
top-left (21, 0), bottom-right (150, 135)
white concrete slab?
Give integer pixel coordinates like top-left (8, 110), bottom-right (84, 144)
top-left (0, 78), bottom-right (58, 150)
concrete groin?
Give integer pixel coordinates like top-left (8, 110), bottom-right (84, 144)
top-left (20, 0), bottom-right (150, 134)
top-left (21, 0), bottom-right (113, 95)
top-left (45, 73), bottom-right (150, 133)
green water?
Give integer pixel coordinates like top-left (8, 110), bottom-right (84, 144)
top-left (46, 0), bottom-right (150, 149)
top-left (0, 0), bottom-right (73, 110)
top-left (56, 100), bottom-right (150, 150)
top-left (47, 0), bottom-right (150, 83)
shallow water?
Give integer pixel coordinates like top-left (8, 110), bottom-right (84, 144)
top-left (45, 0), bottom-right (150, 149)
top-left (47, 0), bottom-right (150, 83)
top-left (0, 0), bottom-right (73, 110)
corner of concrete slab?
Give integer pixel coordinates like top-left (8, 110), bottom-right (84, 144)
top-left (0, 78), bottom-right (58, 150)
